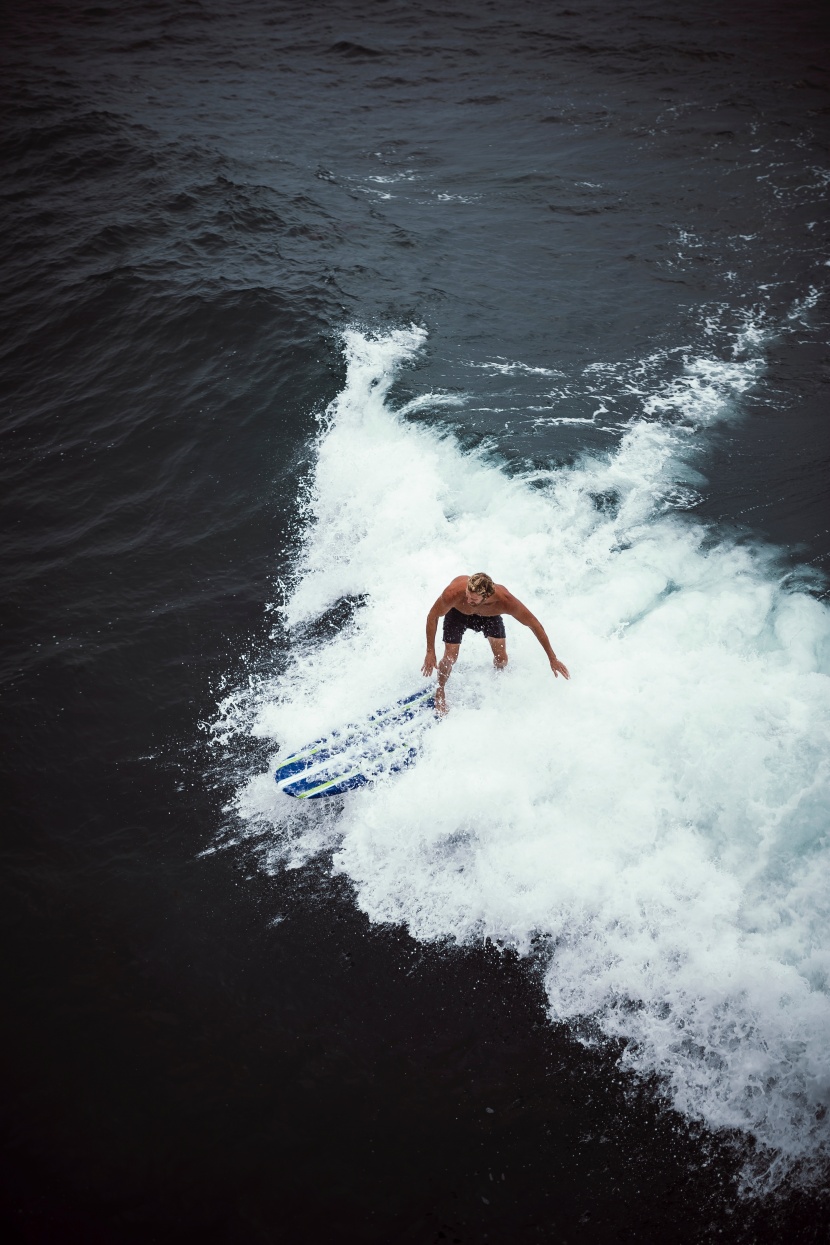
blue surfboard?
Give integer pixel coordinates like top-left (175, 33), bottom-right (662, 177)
top-left (274, 686), bottom-right (439, 800)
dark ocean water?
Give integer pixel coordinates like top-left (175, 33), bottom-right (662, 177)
top-left (2, 1), bottom-right (830, 1241)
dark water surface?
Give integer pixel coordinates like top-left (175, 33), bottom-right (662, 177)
top-left (2, 1), bottom-right (830, 1241)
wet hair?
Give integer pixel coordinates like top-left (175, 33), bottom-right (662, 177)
top-left (467, 572), bottom-right (495, 598)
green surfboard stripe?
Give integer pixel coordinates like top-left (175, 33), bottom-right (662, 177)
top-left (295, 767), bottom-right (362, 799)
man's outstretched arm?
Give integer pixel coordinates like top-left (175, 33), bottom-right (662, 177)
top-left (509, 601), bottom-right (570, 679)
top-left (422, 598), bottom-right (444, 676)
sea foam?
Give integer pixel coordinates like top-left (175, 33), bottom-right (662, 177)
top-left (217, 325), bottom-right (830, 1192)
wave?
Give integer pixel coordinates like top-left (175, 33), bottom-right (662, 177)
top-left (214, 323), bottom-right (830, 1194)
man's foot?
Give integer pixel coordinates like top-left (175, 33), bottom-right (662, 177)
top-left (434, 686), bottom-right (448, 717)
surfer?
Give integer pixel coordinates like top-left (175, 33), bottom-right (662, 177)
top-left (422, 572), bottom-right (569, 713)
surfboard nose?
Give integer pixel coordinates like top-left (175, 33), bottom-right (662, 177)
top-left (274, 688), bottom-right (437, 799)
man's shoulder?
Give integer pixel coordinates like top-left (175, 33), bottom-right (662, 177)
top-left (493, 584), bottom-right (522, 612)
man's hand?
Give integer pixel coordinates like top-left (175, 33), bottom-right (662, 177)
top-left (550, 656), bottom-right (570, 679)
top-left (422, 650), bottom-right (437, 677)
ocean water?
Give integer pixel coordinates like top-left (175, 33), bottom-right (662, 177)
top-left (2, 0), bottom-right (830, 1240)
top-left (220, 320), bottom-right (830, 1195)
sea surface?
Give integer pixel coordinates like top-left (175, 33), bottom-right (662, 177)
top-left (2, 1), bottom-right (829, 1241)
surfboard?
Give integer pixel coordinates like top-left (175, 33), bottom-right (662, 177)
top-left (274, 686), bottom-right (439, 800)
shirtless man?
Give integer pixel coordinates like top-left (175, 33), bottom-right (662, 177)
top-left (421, 572), bottom-right (569, 713)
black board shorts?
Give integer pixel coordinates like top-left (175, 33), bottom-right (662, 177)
top-left (442, 607), bottom-right (507, 645)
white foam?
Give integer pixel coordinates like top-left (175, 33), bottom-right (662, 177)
top-left (469, 358), bottom-right (565, 377)
top-left (216, 326), bottom-right (830, 1192)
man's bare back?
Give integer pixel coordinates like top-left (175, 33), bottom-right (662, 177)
top-left (422, 572), bottom-right (569, 713)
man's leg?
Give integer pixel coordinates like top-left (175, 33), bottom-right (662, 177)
top-left (488, 637), bottom-right (508, 670)
top-left (435, 643), bottom-right (460, 714)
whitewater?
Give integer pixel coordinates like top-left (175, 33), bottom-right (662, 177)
top-left (214, 324), bottom-right (830, 1193)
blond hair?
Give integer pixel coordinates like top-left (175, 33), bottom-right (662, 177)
top-left (467, 572), bottom-right (495, 598)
